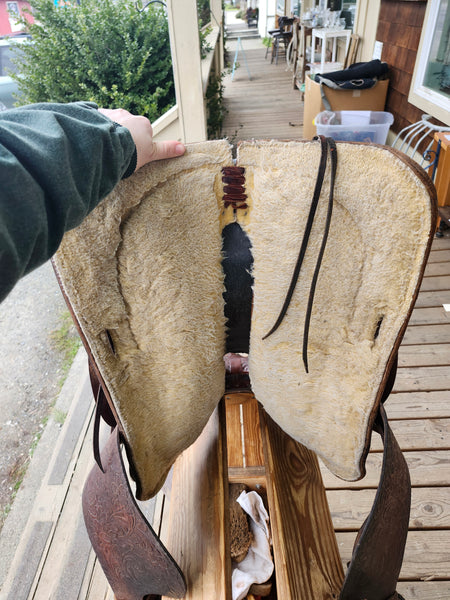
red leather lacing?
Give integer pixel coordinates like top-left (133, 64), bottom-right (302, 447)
top-left (222, 166), bottom-right (248, 210)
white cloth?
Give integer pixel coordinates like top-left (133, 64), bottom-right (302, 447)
top-left (231, 491), bottom-right (274, 600)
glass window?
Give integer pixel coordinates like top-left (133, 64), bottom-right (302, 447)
top-left (423, 0), bottom-right (449, 97)
top-left (409, 0), bottom-right (450, 124)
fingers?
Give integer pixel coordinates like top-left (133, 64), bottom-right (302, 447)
top-left (98, 107), bottom-right (185, 171)
top-left (150, 140), bottom-right (185, 162)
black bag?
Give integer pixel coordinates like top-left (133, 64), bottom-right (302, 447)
top-left (315, 59), bottom-right (389, 90)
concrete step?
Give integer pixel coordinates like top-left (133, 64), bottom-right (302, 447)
top-left (225, 27), bottom-right (260, 39)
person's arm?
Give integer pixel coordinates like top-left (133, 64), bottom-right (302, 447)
top-left (0, 102), bottom-right (184, 302)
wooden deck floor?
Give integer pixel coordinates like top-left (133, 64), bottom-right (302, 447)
top-left (2, 38), bottom-right (450, 600)
top-left (222, 39), bottom-right (304, 142)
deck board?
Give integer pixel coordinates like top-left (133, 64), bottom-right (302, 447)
top-left (222, 40), bottom-right (304, 142)
top-left (3, 29), bottom-right (449, 600)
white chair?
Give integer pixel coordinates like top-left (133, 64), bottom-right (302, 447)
top-left (391, 114), bottom-right (450, 180)
top-left (392, 114), bottom-right (450, 237)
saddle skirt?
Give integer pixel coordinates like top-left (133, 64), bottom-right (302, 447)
top-left (53, 139), bottom-right (436, 500)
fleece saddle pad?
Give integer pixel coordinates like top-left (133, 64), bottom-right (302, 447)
top-left (53, 138), bottom-right (435, 501)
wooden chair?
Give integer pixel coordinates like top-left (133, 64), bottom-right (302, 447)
top-left (267, 17), bottom-right (294, 65)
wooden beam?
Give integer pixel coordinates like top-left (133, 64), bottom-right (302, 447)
top-left (210, 0), bottom-right (224, 71)
top-left (260, 408), bottom-right (344, 599)
top-left (161, 404), bottom-right (231, 600)
top-left (166, 0), bottom-right (207, 142)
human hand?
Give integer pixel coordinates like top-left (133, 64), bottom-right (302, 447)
top-left (98, 108), bottom-right (185, 171)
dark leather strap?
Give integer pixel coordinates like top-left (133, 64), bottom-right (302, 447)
top-left (82, 427), bottom-right (186, 600)
top-left (302, 137), bottom-right (337, 372)
top-left (262, 136), bottom-right (337, 373)
top-left (339, 401), bottom-right (411, 600)
top-left (89, 360), bottom-right (116, 473)
top-left (263, 135), bottom-right (329, 342)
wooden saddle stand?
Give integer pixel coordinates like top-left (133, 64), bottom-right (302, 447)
top-left (54, 136), bottom-right (437, 600)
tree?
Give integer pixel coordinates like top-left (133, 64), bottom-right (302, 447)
top-left (11, 0), bottom-right (175, 122)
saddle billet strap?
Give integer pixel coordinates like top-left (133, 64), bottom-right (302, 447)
top-left (89, 360), bottom-right (117, 472)
top-left (339, 400), bottom-right (411, 600)
top-left (82, 426), bottom-right (187, 600)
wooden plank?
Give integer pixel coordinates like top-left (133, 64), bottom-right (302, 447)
top-left (222, 45), bottom-right (303, 141)
top-left (161, 404), bottom-right (231, 600)
top-left (33, 445), bottom-right (94, 599)
top-left (387, 391), bottom-right (450, 419)
top-left (83, 554), bottom-right (111, 600)
top-left (321, 451), bottom-right (450, 489)
top-left (225, 398), bottom-right (244, 468)
top-left (409, 306), bottom-right (450, 325)
top-left (402, 324), bottom-right (450, 345)
top-left (431, 236), bottom-right (450, 250)
top-left (336, 530), bottom-right (450, 580)
top-left (225, 393), bottom-right (264, 469)
top-left (227, 465), bottom-right (266, 486)
top-left (397, 581), bottom-right (450, 599)
top-left (427, 249), bottom-right (450, 263)
top-left (424, 261), bottom-right (450, 277)
top-left (393, 366), bottom-right (450, 392)
top-left (327, 486), bottom-right (450, 530)
top-left (241, 395), bottom-right (265, 467)
top-left (419, 275), bottom-right (450, 291)
top-left (260, 409), bottom-right (344, 600)
top-left (398, 344), bottom-right (450, 367)
top-left (415, 290), bottom-right (450, 308)
top-left (369, 418), bottom-right (450, 452)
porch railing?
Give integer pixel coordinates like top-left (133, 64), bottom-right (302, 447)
top-left (153, 0), bottom-right (223, 144)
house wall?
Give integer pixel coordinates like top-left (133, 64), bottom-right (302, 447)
top-left (376, 0), bottom-right (446, 135)
top-left (0, 0), bottom-right (33, 37)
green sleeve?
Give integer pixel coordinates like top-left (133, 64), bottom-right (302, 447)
top-left (0, 101), bottom-right (137, 302)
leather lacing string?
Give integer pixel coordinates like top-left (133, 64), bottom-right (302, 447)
top-left (222, 166), bottom-right (248, 210)
top-left (263, 136), bottom-right (337, 373)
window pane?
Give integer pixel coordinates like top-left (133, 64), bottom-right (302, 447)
top-left (423, 0), bottom-right (450, 98)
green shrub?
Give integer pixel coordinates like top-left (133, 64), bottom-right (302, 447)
top-left (11, 0), bottom-right (175, 121)
top-left (197, 0), bottom-right (210, 26)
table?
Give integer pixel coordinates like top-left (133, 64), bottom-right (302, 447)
top-left (310, 28), bottom-right (351, 74)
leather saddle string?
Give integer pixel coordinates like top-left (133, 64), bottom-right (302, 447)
top-left (302, 137), bottom-right (337, 372)
top-left (263, 135), bottom-right (336, 374)
top-left (262, 135), bottom-right (328, 341)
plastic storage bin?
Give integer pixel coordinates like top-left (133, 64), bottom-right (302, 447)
top-left (315, 110), bottom-right (394, 144)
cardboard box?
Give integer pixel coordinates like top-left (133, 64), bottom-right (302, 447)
top-left (303, 75), bottom-right (389, 139)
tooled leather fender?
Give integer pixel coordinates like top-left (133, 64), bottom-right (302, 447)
top-left (82, 426), bottom-right (186, 600)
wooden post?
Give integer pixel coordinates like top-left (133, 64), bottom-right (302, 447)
top-left (434, 132), bottom-right (450, 208)
top-left (353, 0), bottom-right (381, 62)
top-left (166, 0), bottom-right (207, 142)
top-left (210, 0), bottom-right (224, 72)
